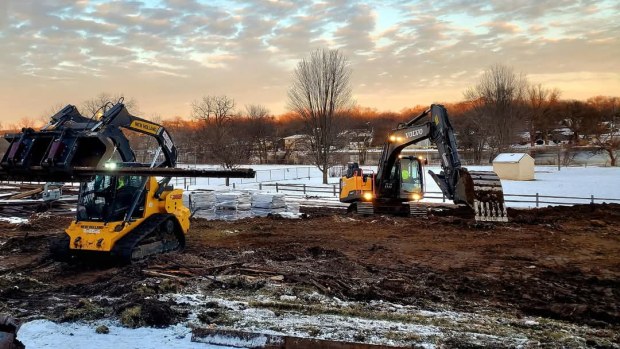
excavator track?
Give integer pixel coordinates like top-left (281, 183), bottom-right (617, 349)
top-left (111, 213), bottom-right (184, 263)
top-left (464, 171), bottom-right (508, 222)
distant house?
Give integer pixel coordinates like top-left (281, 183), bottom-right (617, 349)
top-left (338, 129), bottom-right (373, 151)
top-left (282, 134), bottom-right (311, 151)
top-left (493, 153), bottom-right (535, 181)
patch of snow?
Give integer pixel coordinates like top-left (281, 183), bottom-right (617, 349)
top-left (0, 217), bottom-right (28, 224)
top-left (18, 320), bottom-right (239, 349)
top-left (194, 333), bottom-right (270, 348)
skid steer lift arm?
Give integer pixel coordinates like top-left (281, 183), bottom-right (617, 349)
top-left (92, 101), bottom-right (177, 168)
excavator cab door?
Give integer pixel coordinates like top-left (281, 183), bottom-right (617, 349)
top-left (399, 156), bottom-right (424, 200)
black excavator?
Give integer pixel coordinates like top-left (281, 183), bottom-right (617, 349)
top-left (339, 104), bottom-right (507, 222)
top-left (0, 100), bottom-right (254, 262)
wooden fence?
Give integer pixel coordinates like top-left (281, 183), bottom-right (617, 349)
top-left (258, 183), bottom-right (620, 208)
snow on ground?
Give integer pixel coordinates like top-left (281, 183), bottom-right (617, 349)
top-left (0, 216), bottom-right (28, 224)
top-left (18, 320), bottom-right (238, 349)
top-left (182, 165), bottom-right (620, 208)
top-left (163, 292), bottom-right (530, 348)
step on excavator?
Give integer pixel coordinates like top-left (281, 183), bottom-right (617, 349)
top-left (339, 104), bottom-right (508, 222)
top-left (0, 100), bottom-right (255, 263)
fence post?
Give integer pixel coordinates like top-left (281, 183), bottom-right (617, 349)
top-left (333, 184), bottom-right (336, 196)
top-left (536, 193), bottom-right (539, 207)
top-left (259, 183), bottom-right (262, 190)
top-left (303, 184), bottom-right (306, 194)
top-left (226, 177), bottom-right (229, 186)
top-left (591, 194), bottom-right (594, 204)
top-left (232, 182), bottom-right (235, 189)
top-left (275, 182), bottom-right (279, 193)
top-left (442, 193), bottom-right (445, 202)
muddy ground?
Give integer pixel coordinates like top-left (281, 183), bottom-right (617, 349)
top-left (0, 204), bottom-right (619, 347)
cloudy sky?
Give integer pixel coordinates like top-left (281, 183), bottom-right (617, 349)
top-left (1, 0), bottom-right (618, 123)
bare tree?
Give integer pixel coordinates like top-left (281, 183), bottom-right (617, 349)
top-left (464, 64), bottom-right (527, 161)
top-left (192, 95), bottom-right (250, 168)
top-left (526, 84), bottom-right (561, 145)
top-left (81, 93), bottom-right (139, 117)
top-left (588, 96), bottom-right (620, 166)
top-left (452, 106), bottom-right (489, 164)
top-left (288, 48), bottom-right (353, 183)
top-left (245, 104), bottom-right (275, 164)
top-left (17, 117), bottom-right (38, 129)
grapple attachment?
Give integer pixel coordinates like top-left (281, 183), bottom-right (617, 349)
top-left (1, 129), bottom-right (117, 182)
top-left (455, 169), bottom-right (508, 222)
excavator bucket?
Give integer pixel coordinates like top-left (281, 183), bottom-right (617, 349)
top-left (455, 168), bottom-right (508, 222)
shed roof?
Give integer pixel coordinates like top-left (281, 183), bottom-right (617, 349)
top-left (493, 153), bottom-right (531, 163)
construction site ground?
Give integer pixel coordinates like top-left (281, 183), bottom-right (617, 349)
top-left (0, 204), bottom-right (619, 348)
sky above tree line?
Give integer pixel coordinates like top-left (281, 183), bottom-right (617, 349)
top-left (0, 0), bottom-right (618, 123)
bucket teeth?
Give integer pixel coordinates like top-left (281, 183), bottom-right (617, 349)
top-left (474, 199), bottom-right (508, 222)
top-left (467, 170), bottom-right (508, 222)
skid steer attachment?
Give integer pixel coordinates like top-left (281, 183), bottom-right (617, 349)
top-left (1, 104), bottom-right (129, 182)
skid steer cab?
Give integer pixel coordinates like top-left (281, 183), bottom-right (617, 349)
top-left (339, 156), bottom-right (425, 205)
top-left (55, 163), bottom-right (190, 263)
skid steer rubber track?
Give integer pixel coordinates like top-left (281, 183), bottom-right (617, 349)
top-left (463, 171), bottom-right (508, 222)
top-left (111, 213), bottom-right (184, 263)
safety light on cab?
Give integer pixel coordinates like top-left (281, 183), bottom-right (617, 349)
top-left (411, 193), bottom-right (422, 201)
top-left (363, 192), bottom-right (373, 201)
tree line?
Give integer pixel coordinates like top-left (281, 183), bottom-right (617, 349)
top-left (2, 53), bottom-right (619, 183)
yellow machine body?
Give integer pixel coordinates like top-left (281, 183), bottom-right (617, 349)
top-left (65, 176), bottom-right (190, 252)
top-left (339, 171), bottom-right (374, 203)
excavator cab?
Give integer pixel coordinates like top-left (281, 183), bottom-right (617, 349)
top-left (397, 156), bottom-right (424, 201)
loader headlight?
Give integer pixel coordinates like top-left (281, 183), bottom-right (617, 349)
top-left (412, 193), bottom-right (422, 201)
top-left (389, 135), bottom-right (396, 142)
top-left (104, 162), bottom-right (117, 170)
top-left (363, 192), bottom-right (373, 201)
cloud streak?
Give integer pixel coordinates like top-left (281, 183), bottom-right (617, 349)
top-left (0, 0), bottom-right (618, 122)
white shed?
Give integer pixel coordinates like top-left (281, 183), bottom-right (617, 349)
top-left (492, 153), bottom-right (535, 180)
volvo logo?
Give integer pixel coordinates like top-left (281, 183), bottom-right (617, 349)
top-left (405, 128), bottom-right (423, 138)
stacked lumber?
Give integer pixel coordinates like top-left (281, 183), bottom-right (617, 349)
top-left (183, 190), bottom-right (216, 219)
top-left (251, 193), bottom-right (286, 217)
top-left (185, 190), bottom-right (300, 220)
top-left (215, 192), bottom-right (252, 220)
